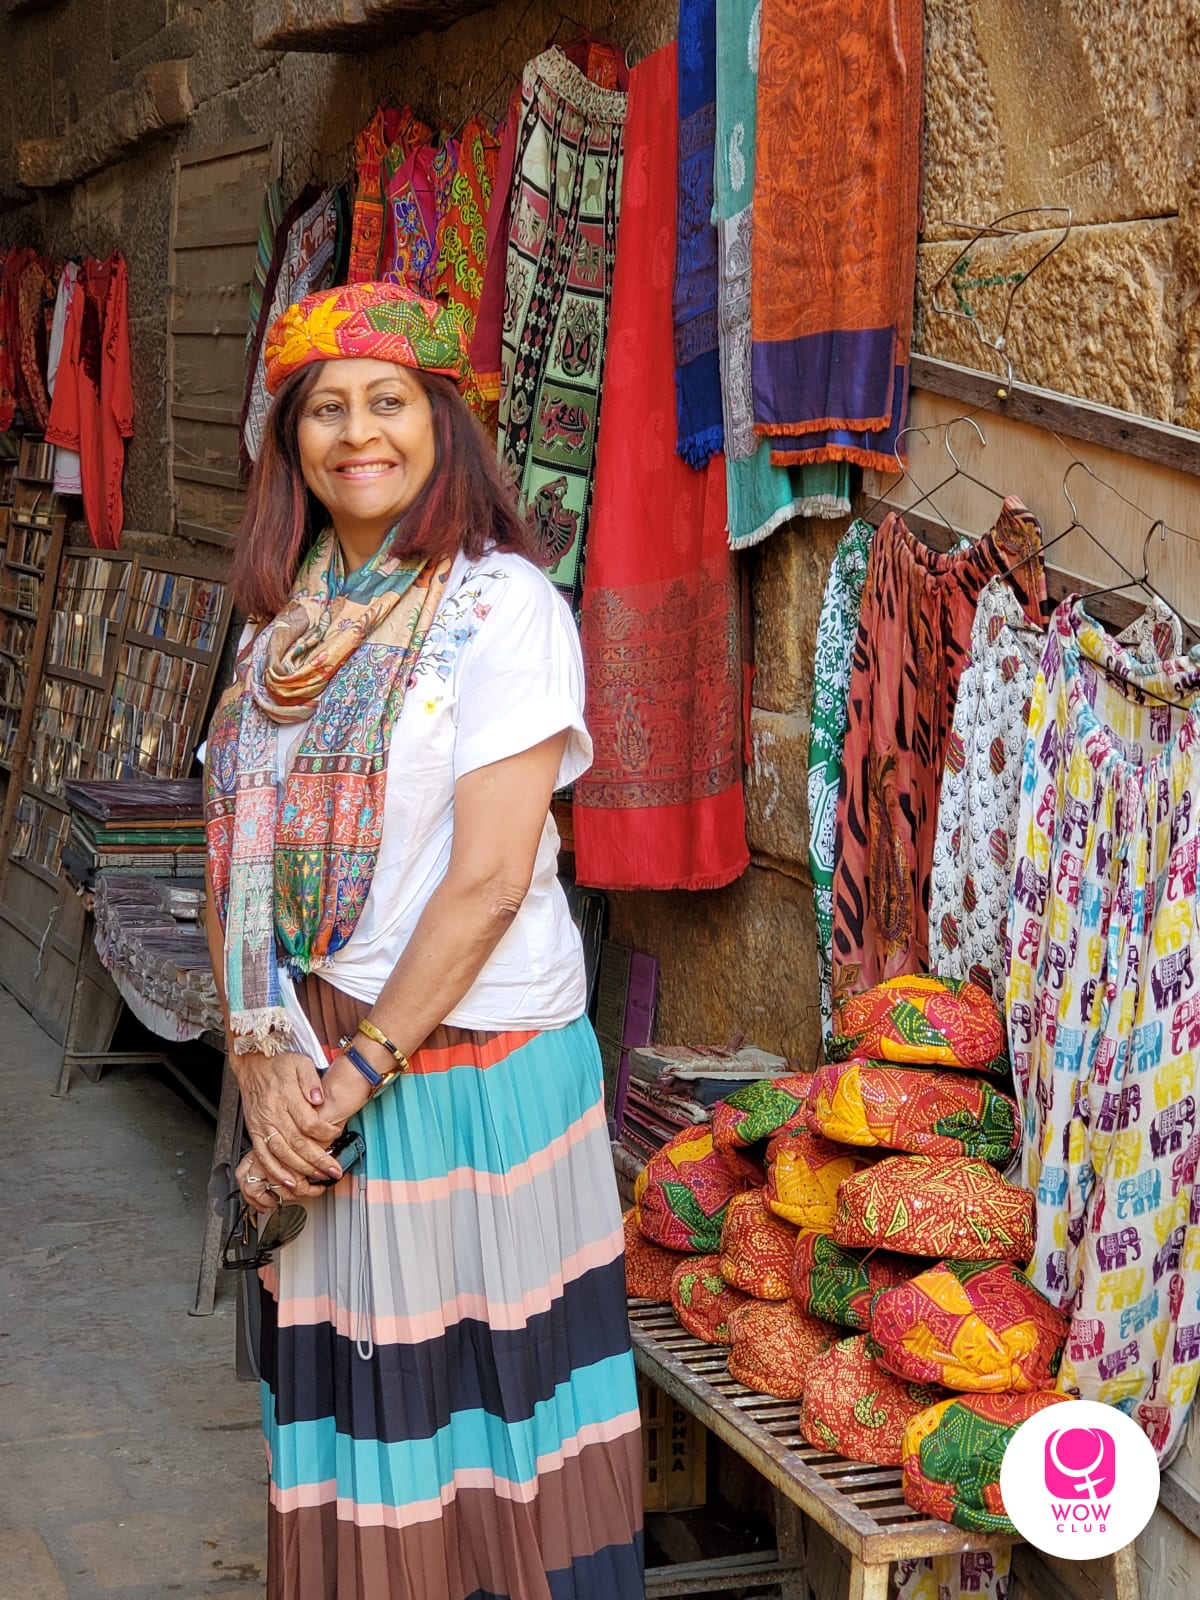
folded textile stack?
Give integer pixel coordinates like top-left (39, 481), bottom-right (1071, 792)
top-left (63, 778), bottom-right (206, 887)
top-left (92, 871), bottom-right (222, 1040)
top-left (618, 1042), bottom-right (789, 1165)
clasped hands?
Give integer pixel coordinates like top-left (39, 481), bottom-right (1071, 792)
top-left (233, 1047), bottom-right (370, 1213)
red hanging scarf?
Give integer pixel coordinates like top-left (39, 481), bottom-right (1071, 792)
top-left (573, 44), bottom-right (748, 891)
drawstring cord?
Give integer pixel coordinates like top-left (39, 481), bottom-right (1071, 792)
top-left (351, 1154), bottom-right (374, 1362)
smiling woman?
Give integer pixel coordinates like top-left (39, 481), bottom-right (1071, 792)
top-left (204, 281), bottom-right (644, 1600)
top-left (295, 360), bottom-right (438, 564)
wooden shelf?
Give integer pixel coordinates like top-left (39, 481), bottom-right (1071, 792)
top-left (43, 663), bottom-right (107, 690)
top-left (19, 779), bottom-right (68, 811)
top-left (251, 0), bottom-right (494, 52)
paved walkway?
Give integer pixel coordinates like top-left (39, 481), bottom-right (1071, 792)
top-left (1, 988), bottom-right (265, 1598)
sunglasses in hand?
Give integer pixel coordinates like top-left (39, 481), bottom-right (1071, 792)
top-left (222, 1129), bottom-right (366, 1271)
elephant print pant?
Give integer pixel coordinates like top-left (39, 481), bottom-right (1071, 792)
top-left (1007, 599), bottom-right (1200, 1463)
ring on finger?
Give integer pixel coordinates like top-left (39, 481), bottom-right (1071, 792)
top-left (245, 1174), bottom-right (265, 1187)
top-left (265, 1130), bottom-right (282, 1151)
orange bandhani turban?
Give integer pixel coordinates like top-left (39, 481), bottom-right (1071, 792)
top-left (263, 281), bottom-right (474, 397)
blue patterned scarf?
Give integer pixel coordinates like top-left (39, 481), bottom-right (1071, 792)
top-left (673, 0), bottom-right (724, 468)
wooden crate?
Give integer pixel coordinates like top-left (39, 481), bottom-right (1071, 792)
top-left (639, 1371), bottom-right (707, 1514)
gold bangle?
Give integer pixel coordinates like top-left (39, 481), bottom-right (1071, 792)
top-left (357, 1018), bottom-right (410, 1072)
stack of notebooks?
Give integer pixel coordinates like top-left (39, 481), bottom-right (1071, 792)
top-left (616, 1042), bottom-right (790, 1170)
top-left (62, 778), bottom-right (205, 886)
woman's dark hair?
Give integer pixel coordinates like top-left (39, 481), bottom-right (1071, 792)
top-left (229, 365), bottom-right (543, 618)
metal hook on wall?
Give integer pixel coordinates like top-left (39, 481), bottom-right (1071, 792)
top-left (928, 206), bottom-right (1073, 400)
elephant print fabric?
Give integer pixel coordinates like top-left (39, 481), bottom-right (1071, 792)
top-left (1007, 598), bottom-right (1200, 1462)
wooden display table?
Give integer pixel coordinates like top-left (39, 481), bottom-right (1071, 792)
top-left (630, 1299), bottom-right (1141, 1600)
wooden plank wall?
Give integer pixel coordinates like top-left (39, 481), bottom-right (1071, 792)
top-left (168, 133), bottom-right (281, 546)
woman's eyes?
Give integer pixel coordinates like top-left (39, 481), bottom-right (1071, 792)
top-left (308, 395), bottom-right (406, 419)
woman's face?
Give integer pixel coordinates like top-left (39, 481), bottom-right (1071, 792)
top-left (296, 358), bottom-right (437, 545)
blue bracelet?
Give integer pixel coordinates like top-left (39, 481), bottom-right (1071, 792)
top-left (342, 1040), bottom-right (383, 1090)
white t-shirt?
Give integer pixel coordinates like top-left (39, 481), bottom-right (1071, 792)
top-left (249, 550), bottom-right (592, 1030)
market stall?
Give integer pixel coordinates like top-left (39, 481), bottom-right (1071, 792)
top-left (3, 0), bottom-right (1200, 1594)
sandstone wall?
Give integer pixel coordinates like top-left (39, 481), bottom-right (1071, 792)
top-left (2, 1), bottom-right (1200, 1592)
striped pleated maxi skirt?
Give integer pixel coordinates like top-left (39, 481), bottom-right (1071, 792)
top-left (257, 1001), bottom-right (645, 1600)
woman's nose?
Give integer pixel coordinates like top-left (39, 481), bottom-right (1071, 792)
top-left (338, 402), bottom-right (381, 447)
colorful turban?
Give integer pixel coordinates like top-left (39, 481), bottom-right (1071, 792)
top-left (670, 1255), bottom-right (749, 1344)
top-left (790, 1229), bottom-right (917, 1329)
top-left (719, 1190), bottom-right (799, 1299)
top-left (711, 1073), bottom-right (814, 1151)
top-left (264, 280), bottom-right (474, 396)
top-left (869, 1259), bottom-right (1068, 1392)
top-left (834, 1155), bottom-right (1035, 1262)
top-left (634, 1127), bottom-right (756, 1253)
top-left (902, 1391), bottom-right (1075, 1533)
top-left (828, 975), bottom-right (1008, 1074)
top-left (727, 1300), bottom-right (838, 1400)
top-left (799, 1335), bottom-right (946, 1465)
top-left (806, 1061), bottom-right (1020, 1164)
top-left (765, 1128), bottom-right (873, 1231)
top-left (623, 1209), bottom-right (686, 1303)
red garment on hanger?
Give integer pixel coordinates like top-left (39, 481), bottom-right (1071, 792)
top-left (572, 43), bottom-right (749, 891)
top-left (468, 90), bottom-right (521, 423)
top-left (16, 251), bottom-right (56, 430)
top-left (0, 249), bottom-right (24, 432)
top-left (45, 252), bottom-right (133, 550)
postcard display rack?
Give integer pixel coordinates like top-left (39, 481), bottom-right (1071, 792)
top-left (0, 437), bottom-right (233, 1042)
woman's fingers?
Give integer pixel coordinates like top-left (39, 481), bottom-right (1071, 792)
top-left (236, 1152), bottom-right (278, 1214)
top-left (249, 1131), bottom-right (331, 1193)
top-left (293, 1053), bottom-right (327, 1109)
top-left (255, 1118), bottom-right (344, 1184)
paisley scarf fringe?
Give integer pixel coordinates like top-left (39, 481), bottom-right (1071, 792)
top-left (230, 1006), bottom-right (294, 1056)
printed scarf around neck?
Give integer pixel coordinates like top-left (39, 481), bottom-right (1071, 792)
top-left (204, 530), bottom-right (449, 1054)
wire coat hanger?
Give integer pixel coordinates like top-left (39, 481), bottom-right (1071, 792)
top-left (857, 423), bottom-right (960, 537)
top-left (1079, 519), bottom-right (1170, 608)
top-left (890, 416), bottom-right (1006, 538)
top-left (995, 456), bottom-right (1145, 593)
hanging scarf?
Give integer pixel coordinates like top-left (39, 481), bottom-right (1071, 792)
top-left (0, 249), bottom-right (20, 432)
top-left (382, 142), bottom-right (441, 294)
top-left (752, 0), bottom-right (923, 471)
top-left (434, 118), bottom-right (500, 430)
top-left (573, 43), bottom-right (748, 892)
top-left (205, 532), bottom-right (449, 1053)
top-left (712, 0), bottom-right (849, 545)
top-left (247, 179), bottom-right (285, 355)
top-left (17, 252), bottom-right (56, 430)
top-left (673, 0), bottom-right (723, 468)
top-left (495, 47), bottom-right (626, 607)
top-left (241, 185), bottom-right (345, 466)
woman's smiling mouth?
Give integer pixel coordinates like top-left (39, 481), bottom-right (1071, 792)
top-left (336, 459), bottom-right (397, 477)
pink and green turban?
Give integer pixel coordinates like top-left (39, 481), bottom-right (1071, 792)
top-left (264, 280), bottom-right (474, 397)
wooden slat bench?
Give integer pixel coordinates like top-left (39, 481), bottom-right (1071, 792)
top-left (630, 1300), bottom-right (1141, 1600)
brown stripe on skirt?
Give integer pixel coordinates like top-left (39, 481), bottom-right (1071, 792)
top-left (298, 972), bottom-right (504, 1055)
top-left (267, 1427), bottom-right (643, 1600)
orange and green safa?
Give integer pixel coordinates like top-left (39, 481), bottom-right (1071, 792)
top-left (263, 280), bottom-right (475, 396)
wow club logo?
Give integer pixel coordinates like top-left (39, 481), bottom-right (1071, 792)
top-left (1044, 1427), bottom-right (1117, 1533)
top-left (1000, 1400), bottom-right (1159, 1560)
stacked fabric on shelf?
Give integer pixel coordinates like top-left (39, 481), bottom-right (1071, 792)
top-left (786, 977), bottom-right (1050, 1494)
top-left (622, 973), bottom-right (1067, 1556)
